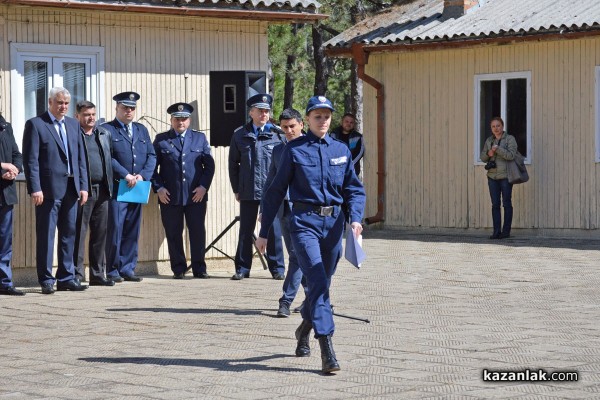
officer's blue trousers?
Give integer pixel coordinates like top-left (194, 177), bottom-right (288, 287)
top-left (292, 207), bottom-right (344, 337)
top-left (159, 201), bottom-right (207, 275)
top-left (279, 201), bottom-right (306, 306)
top-left (106, 200), bottom-right (141, 278)
top-left (0, 204), bottom-right (14, 288)
top-left (236, 200), bottom-right (284, 276)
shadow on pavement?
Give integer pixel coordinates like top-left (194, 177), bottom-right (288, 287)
top-left (364, 229), bottom-right (600, 251)
top-left (79, 354), bottom-right (318, 374)
top-left (106, 307), bottom-right (271, 316)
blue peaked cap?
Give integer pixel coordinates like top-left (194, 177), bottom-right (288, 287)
top-left (305, 95), bottom-right (335, 114)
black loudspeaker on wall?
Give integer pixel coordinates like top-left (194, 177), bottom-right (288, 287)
top-left (209, 71), bottom-right (267, 147)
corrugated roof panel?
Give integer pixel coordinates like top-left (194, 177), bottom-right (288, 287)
top-left (326, 0), bottom-right (600, 49)
top-left (51, 0), bottom-right (321, 13)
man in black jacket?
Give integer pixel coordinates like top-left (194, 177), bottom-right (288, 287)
top-left (73, 101), bottom-right (115, 286)
top-left (0, 115), bottom-right (25, 295)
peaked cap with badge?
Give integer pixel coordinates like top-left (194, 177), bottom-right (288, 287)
top-left (305, 95), bottom-right (335, 114)
top-left (167, 102), bottom-right (194, 118)
top-left (246, 93), bottom-right (273, 110)
top-left (113, 91), bottom-right (140, 107)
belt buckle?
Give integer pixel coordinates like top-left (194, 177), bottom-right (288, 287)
top-left (319, 206), bottom-right (333, 217)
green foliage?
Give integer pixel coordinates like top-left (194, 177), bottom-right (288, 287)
top-left (268, 0), bottom-right (401, 124)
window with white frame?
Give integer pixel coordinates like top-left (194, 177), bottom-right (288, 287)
top-left (474, 72), bottom-right (531, 163)
top-left (10, 43), bottom-right (104, 149)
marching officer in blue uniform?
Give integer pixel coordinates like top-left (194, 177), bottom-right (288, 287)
top-left (102, 92), bottom-right (156, 283)
top-left (228, 93), bottom-right (285, 281)
top-left (152, 103), bottom-right (215, 279)
top-left (256, 96), bottom-right (366, 374)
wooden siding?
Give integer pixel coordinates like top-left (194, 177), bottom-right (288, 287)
top-left (1, 5), bottom-right (269, 269)
top-left (363, 37), bottom-right (599, 232)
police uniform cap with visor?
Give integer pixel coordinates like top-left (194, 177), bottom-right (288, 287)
top-left (113, 91), bottom-right (140, 107)
top-left (167, 102), bottom-right (194, 118)
top-left (247, 93), bottom-right (273, 110)
top-left (305, 95), bottom-right (335, 114)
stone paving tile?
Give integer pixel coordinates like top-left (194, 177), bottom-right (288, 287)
top-left (2, 231), bottom-right (599, 399)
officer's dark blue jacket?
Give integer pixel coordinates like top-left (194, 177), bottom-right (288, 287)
top-left (101, 119), bottom-right (156, 183)
top-left (151, 129), bottom-right (215, 206)
top-left (0, 117), bottom-right (22, 205)
top-left (259, 131), bottom-right (366, 238)
top-left (228, 122), bottom-right (282, 201)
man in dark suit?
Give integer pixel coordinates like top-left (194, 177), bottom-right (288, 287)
top-left (73, 101), bottom-right (115, 286)
top-left (102, 92), bottom-right (156, 283)
top-left (22, 87), bottom-right (89, 294)
top-left (151, 103), bottom-right (215, 279)
top-left (0, 115), bottom-right (25, 295)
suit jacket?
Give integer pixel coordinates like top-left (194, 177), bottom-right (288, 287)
top-left (81, 125), bottom-right (114, 198)
top-left (101, 119), bottom-right (156, 183)
top-left (0, 117), bottom-right (23, 205)
top-left (151, 129), bottom-right (215, 206)
top-left (22, 112), bottom-right (88, 199)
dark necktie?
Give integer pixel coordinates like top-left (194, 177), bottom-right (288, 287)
top-left (179, 133), bottom-right (185, 146)
top-left (56, 120), bottom-right (71, 175)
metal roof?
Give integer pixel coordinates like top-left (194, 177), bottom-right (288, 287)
top-left (3, 0), bottom-right (323, 18)
top-left (325, 0), bottom-right (600, 49)
top-left (86, 0), bottom-right (322, 12)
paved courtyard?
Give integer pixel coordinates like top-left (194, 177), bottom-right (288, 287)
top-left (1, 230), bottom-right (599, 399)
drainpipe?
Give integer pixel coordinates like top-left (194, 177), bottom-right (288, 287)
top-left (351, 43), bottom-right (385, 225)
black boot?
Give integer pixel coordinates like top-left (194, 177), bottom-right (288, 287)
top-left (295, 319), bottom-right (312, 357)
top-left (318, 335), bottom-right (340, 373)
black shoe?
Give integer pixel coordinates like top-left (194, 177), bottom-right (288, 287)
top-left (277, 302), bottom-right (290, 318)
top-left (272, 273), bottom-right (285, 280)
top-left (173, 273), bottom-right (185, 279)
top-left (123, 275), bottom-right (143, 282)
top-left (41, 283), bottom-right (55, 294)
top-left (295, 320), bottom-right (312, 357)
top-left (108, 275), bottom-right (124, 283)
top-left (0, 286), bottom-right (25, 296)
top-left (318, 335), bottom-right (340, 373)
top-left (57, 280), bottom-right (88, 291)
top-left (489, 233), bottom-right (500, 239)
top-left (89, 278), bottom-right (116, 287)
top-left (193, 272), bottom-right (210, 279)
top-left (499, 232), bottom-right (511, 239)
top-left (231, 272), bottom-right (249, 280)
top-left (293, 303), bottom-right (304, 313)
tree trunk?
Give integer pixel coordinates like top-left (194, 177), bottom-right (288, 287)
top-left (283, 25), bottom-right (297, 109)
top-left (312, 24), bottom-right (329, 95)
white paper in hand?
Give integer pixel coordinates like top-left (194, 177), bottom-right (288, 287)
top-left (345, 223), bottom-right (366, 268)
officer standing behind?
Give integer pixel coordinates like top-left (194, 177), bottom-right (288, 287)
top-left (22, 87), bottom-right (89, 294)
top-left (228, 94), bottom-right (285, 281)
top-left (0, 115), bottom-right (25, 295)
top-left (256, 96), bottom-right (366, 374)
top-left (73, 101), bottom-right (115, 286)
top-left (261, 108), bottom-right (306, 318)
top-left (102, 92), bottom-right (156, 283)
top-left (152, 103), bottom-right (215, 279)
